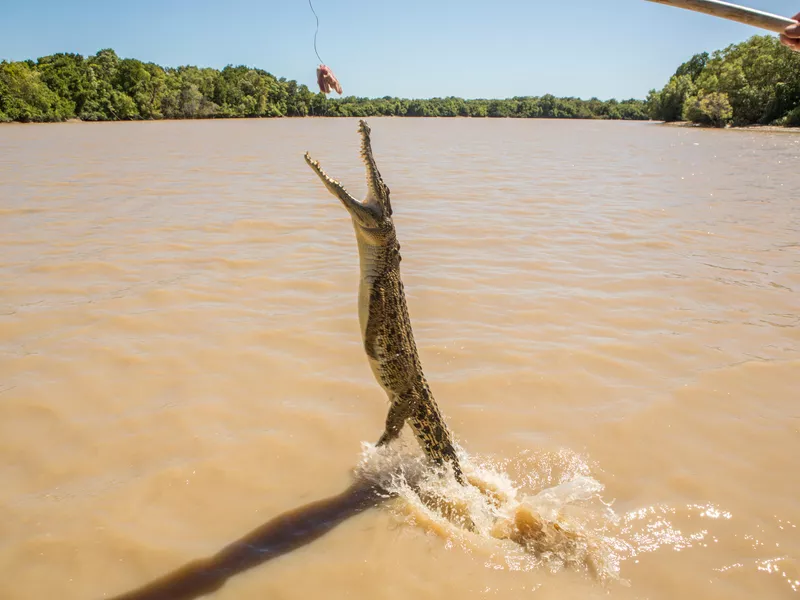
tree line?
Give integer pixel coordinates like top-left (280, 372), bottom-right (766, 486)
top-left (646, 34), bottom-right (800, 127)
top-left (3, 35), bottom-right (798, 126)
top-left (0, 48), bottom-right (647, 123)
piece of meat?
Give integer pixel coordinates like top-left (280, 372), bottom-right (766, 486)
top-left (316, 64), bottom-right (343, 95)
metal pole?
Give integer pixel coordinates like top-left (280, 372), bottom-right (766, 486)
top-left (645, 0), bottom-right (796, 34)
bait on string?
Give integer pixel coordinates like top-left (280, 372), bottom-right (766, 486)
top-left (308, 0), bottom-right (342, 95)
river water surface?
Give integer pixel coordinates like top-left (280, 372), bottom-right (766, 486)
top-left (1, 118), bottom-right (798, 599)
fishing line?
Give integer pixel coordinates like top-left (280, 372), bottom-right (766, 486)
top-left (307, 0), bottom-right (342, 94)
top-left (308, 0), bottom-right (324, 64)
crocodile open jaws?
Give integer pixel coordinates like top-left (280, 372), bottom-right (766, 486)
top-left (304, 120), bottom-right (466, 485)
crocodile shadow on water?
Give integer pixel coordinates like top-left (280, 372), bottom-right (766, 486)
top-left (106, 478), bottom-right (390, 600)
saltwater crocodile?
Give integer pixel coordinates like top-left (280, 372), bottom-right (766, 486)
top-left (304, 120), bottom-right (465, 485)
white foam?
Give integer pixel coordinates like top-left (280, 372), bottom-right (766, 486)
top-left (353, 440), bottom-right (627, 582)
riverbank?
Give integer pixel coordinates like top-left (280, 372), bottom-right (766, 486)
top-left (4, 117), bottom-right (799, 132)
top-left (659, 120), bottom-right (800, 133)
top-left (0, 114), bottom-right (649, 125)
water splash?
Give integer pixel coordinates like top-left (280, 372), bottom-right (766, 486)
top-left (352, 439), bottom-right (782, 589)
top-left (354, 441), bottom-right (628, 582)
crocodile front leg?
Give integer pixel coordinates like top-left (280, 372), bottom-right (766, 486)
top-left (375, 394), bottom-right (414, 447)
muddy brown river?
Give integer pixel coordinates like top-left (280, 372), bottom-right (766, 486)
top-left (1, 118), bottom-right (798, 599)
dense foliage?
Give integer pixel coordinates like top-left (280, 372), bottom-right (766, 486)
top-left (647, 35), bottom-right (800, 127)
top-left (0, 49), bottom-right (647, 123)
top-left (5, 36), bottom-right (797, 126)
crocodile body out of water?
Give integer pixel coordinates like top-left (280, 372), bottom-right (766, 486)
top-left (304, 120), bottom-right (465, 485)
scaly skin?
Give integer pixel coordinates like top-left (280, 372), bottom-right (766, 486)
top-left (304, 120), bottom-right (465, 485)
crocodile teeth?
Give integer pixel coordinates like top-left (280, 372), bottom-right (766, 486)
top-left (305, 153), bottom-right (343, 186)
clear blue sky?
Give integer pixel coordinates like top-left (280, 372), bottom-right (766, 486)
top-left (1, 0), bottom-right (796, 100)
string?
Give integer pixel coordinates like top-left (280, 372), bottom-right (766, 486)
top-left (308, 0), bottom-right (324, 64)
